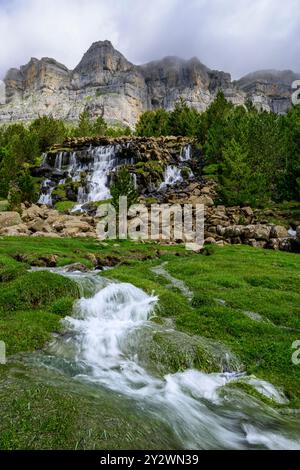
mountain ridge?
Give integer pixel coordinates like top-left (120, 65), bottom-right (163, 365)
top-left (0, 40), bottom-right (298, 126)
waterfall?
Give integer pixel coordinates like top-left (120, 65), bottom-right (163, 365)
top-left (37, 179), bottom-right (54, 206)
top-left (38, 145), bottom-right (120, 209)
top-left (159, 166), bottom-right (183, 189)
top-left (180, 144), bottom-right (192, 161)
top-left (83, 145), bottom-right (118, 203)
top-left (36, 270), bottom-right (300, 450)
top-left (54, 152), bottom-right (63, 170)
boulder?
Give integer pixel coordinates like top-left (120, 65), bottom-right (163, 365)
top-left (200, 187), bottom-right (212, 195)
top-left (246, 239), bottom-right (267, 248)
top-left (188, 195), bottom-right (214, 207)
top-left (21, 204), bottom-right (46, 222)
top-left (204, 237), bottom-right (217, 244)
top-left (270, 225), bottom-right (289, 239)
top-left (65, 263), bottom-right (89, 272)
top-left (242, 206), bottom-right (254, 217)
top-left (31, 232), bottom-right (60, 238)
top-left (63, 220), bottom-right (92, 234)
top-left (243, 224), bottom-right (271, 241)
top-left (0, 224), bottom-right (30, 236)
top-left (0, 211), bottom-right (22, 228)
top-left (28, 219), bottom-right (52, 233)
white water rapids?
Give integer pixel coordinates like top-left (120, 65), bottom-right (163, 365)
top-left (34, 268), bottom-right (300, 450)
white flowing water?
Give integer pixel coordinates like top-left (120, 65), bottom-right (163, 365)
top-left (54, 152), bottom-right (63, 170)
top-left (83, 146), bottom-right (118, 203)
top-left (33, 268), bottom-right (300, 450)
top-left (37, 179), bottom-right (54, 206)
top-left (180, 144), bottom-right (192, 161)
top-left (160, 166), bottom-right (183, 189)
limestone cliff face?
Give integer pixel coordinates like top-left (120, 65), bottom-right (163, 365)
top-left (0, 41), bottom-right (298, 126)
top-left (235, 70), bottom-right (300, 114)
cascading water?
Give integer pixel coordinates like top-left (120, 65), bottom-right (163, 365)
top-left (38, 145), bottom-right (121, 211)
top-left (180, 144), bottom-right (192, 162)
top-left (160, 166), bottom-right (183, 189)
top-left (37, 179), bottom-right (54, 206)
top-left (32, 267), bottom-right (300, 450)
top-left (83, 146), bottom-right (118, 203)
top-left (54, 152), bottom-right (63, 170)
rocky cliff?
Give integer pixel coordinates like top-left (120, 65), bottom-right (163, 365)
top-left (0, 40), bottom-right (298, 126)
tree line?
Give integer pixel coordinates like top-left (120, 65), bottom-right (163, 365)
top-left (136, 93), bottom-right (300, 207)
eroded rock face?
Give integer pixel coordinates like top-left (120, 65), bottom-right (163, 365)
top-left (1, 40), bottom-right (297, 126)
top-left (235, 70), bottom-right (300, 114)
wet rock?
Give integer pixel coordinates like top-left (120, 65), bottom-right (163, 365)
top-left (64, 263), bottom-right (89, 272)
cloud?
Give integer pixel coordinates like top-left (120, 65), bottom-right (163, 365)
top-left (0, 0), bottom-right (299, 80)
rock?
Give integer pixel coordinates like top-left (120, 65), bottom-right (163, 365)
top-left (246, 239), bottom-right (267, 248)
top-left (64, 220), bottom-right (92, 233)
top-left (201, 195), bottom-right (214, 207)
top-left (0, 224), bottom-right (30, 236)
top-left (268, 238), bottom-right (280, 250)
top-left (86, 253), bottom-right (98, 266)
top-left (242, 206), bottom-right (254, 217)
top-left (200, 187), bottom-right (212, 195)
top-left (21, 204), bottom-right (45, 222)
top-left (64, 263), bottom-right (89, 272)
top-left (31, 232), bottom-right (60, 238)
top-left (204, 237), bottom-right (217, 244)
top-left (28, 219), bottom-right (52, 233)
top-left (270, 225), bottom-right (289, 239)
top-left (0, 211), bottom-right (22, 228)
top-left (223, 225), bottom-right (244, 238)
top-left (243, 224), bottom-right (271, 241)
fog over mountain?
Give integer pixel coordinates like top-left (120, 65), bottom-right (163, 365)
top-left (0, 0), bottom-right (299, 80)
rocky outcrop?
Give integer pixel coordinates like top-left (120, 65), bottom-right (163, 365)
top-left (235, 70), bottom-right (300, 114)
top-left (0, 212), bottom-right (22, 228)
top-left (1, 40), bottom-right (297, 126)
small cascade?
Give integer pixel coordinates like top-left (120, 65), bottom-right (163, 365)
top-left (131, 173), bottom-right (137, 190)
top-left (159, 166), bottom-right (183, 189)
top-left (180, 144), bottom-right (192, 162)
top-left (40, 152), bottom-right (48, 166)
top-left (54, 152), bottom-right (63, 170)
top-left (38, 179), bottom-right (54, 206)
top-left (82, 145), bottom-right (118, 203)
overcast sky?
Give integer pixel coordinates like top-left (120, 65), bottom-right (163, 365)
top-left (0, 0), bottom-right (299, 80)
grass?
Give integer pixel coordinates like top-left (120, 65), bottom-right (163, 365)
top-left (0, 252), bottom-right (80, 355)
top-left (54, 201), bottom-right (75, 213)
top-left (0, 236), bottom-right (186, 268)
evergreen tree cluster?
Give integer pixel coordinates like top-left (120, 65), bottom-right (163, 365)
top-left (136, 93), bottom-right (300, 206)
